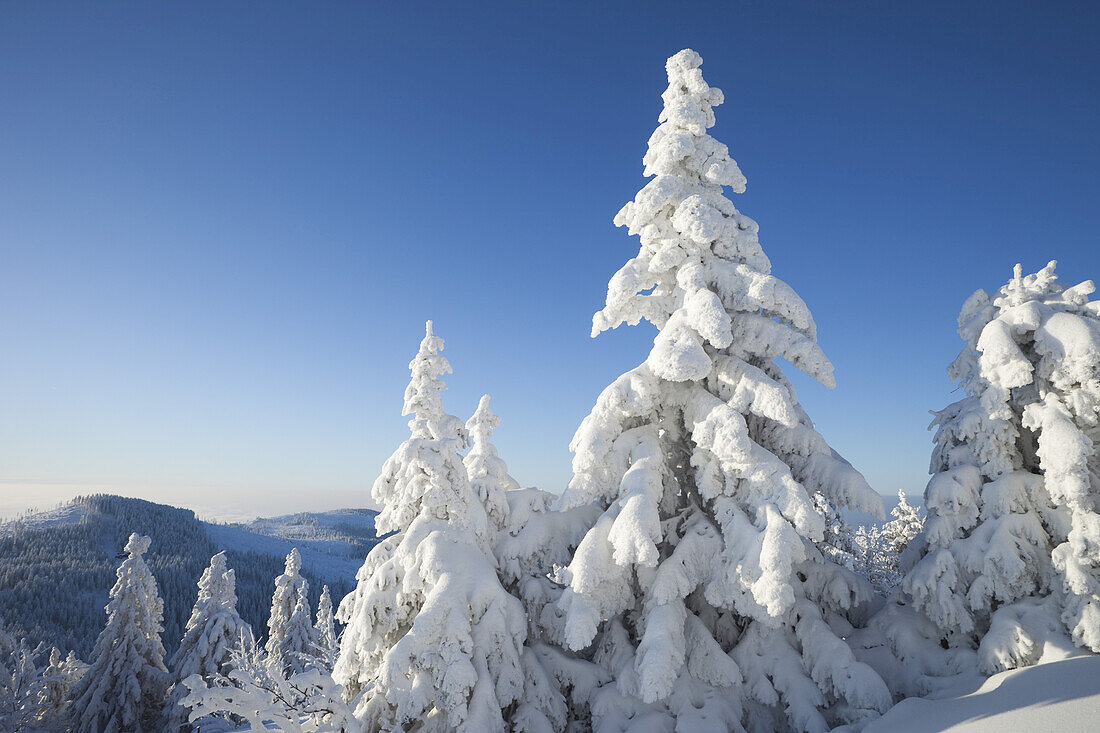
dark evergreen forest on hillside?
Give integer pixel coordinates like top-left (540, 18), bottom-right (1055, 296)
top-left (0, 495), bottom-right (354, 658)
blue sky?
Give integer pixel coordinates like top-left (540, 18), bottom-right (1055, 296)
top-left (2, 1), bottom-right (1098, 519)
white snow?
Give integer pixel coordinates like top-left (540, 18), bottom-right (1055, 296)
top-left (863, 647), bottom-right (1100, 733)
top-left (204, 520), bottom-right (363, 581)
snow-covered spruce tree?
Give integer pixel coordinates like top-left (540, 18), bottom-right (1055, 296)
top-left (0, 628), bottom-right (49, 733)
top-left (890, 261), bottom-right (1100, 674)
top-left (182, 628), bottom-right (354, 733)
top-left (465, 394), bottom-right (519, 533)
top-left (465, 393), bottom-right (594, 731)
top-left (334, 322), bottom-right (529, 732)
top-left (38, 647), bottom-right (86, 729)
top-left (69, 533), bottom-right (169, 733)
top-left (266, 548), bottom-right (316, 676)
top-left (552, 49), bottom-right (890, 732)
top-left (849, 493), bottom-right (925, 598)
top-left (314, 585), bottom-right (339, 671)
top-left (161, 551), bottom-right (250, 731)
top-left (494, 485), bottom-right (608, 732)
top-left (850, 525), bottom-right (895, 597)
top-left (881, 490), bottom-right (924, 569)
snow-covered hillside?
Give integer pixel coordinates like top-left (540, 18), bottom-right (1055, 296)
top-left (0, 495), bottom-right (376, 658)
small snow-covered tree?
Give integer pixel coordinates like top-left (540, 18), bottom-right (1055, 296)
top-left (851, 525), bottom-right (895, 596)
top-left (266, 548), bottom-right (315, 676)
top-left (334, 322), bottom-right (529, 732)
top-left (69, 533), bottom-right (169, 733)
top-left (0, 629), bottom-right (49, 733)
top-left (552, 49), bottom-right (891, 732)
top-left (182, 629), bottom-right (353, 733)
top-left (465, 393), bottom-right (597, 732)
top-left (465, 394), bottom-right (518, 532)
top-left (162, 551), bottom-right (250, 731)
top-left (882, 490), bottom-right (924, 567)
top-left (314, 585), bottom-right (338, 671)
top-left (849, 495), bottom-right (925, 599)
top-left (288, 587), bottom-right (319, 671)
top-left (38, 647), bottom-right (86, 729)
top-left (893, 261), bottom-right (1100, 673)
top-left (850, 492), bottom-right (925, 597)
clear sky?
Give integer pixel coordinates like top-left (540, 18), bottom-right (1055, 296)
top-left (2, 1), bottom-right (1098, 521)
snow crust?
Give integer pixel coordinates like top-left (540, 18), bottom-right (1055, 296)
top-left (862, 642), bottom-right (1100, 733)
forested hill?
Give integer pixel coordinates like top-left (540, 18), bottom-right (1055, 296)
top-left (0, 495), bottom-right (376, 658)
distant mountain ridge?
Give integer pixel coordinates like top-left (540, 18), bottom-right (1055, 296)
top-left (0, 494), bottom-right (378, 659)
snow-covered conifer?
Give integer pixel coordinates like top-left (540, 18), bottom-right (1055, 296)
top-left (314, 585), bottom-right (338, 670)
top-left (495, 486), bottom-right (607, 731)
top-left (69, 533), bottom-right (169, 733)
top-left (891, 262), bottom-right (1100, 673)
top-left (850, 492), bottom-right (927, 598)
top-left (37, 647), bottom-right (84, 728)
top-left (266, 548), bottom-right (315, 676)
top-left (0, 629), bottom-right (49, 733)
top-left (182, 628), bottom-right (353, 733)
top-left (882, 490), bottom-right (924, 566)
top-left (162, 551), bottom-right (250, 731)
top-left (465, 394), bottom-right (601, 731)
top-left (553, 49), bottom-right (891, 732)
top-left (850, 525), bottom-right (895, 596)
top-left (334, 322), bottom-right (529, 732)
top-left (465, 395), bottom-right (518, 532)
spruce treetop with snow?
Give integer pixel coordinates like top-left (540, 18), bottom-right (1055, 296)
top-left (896, 261), bottom-right (1100, 673)
top-left (69, 532), bottom-right (169, 733)
top-left (172, 551), bottom-right (247, 680)
top-left (465, 394), bottom-right (518, 532)
top-left (591, 49), bottom-right (832, 389)
top-left (161, 551), bottom-right (249, 730)
top-left (372, 320), bottom-right (476, 539)
top-left (401, 320), bottom-right (465, 444)
top-left (554, 49), bottom-right (889, 732)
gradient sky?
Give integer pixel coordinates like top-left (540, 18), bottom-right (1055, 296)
top-left (2, 1), bottom-right (1099, 521)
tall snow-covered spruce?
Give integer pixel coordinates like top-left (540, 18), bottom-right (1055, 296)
top-left (161, 551), bottom-right (250, 731)
top-left (314, 584), bottom-right (339, 670)
top-left (888, 261), bottom-right (1100, 675)
top-left (266, 548), bottom-right (315, 676)
top-left (68, 533), bottom-right (169, 733)
top-left (553, 49), bottom-right (890, 732)
top-left (334, 322), bottom-right (529, 732)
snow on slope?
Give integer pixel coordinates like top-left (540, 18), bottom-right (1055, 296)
top-left (0, 496), bottom-right (377, 658)
top-left (204, 507), bottom-right (378, 580)
top-left (245, 508), bottom-right (376, 537)
top-left (0, 501), bottom-right (88, 531)
top-left (2, 500), bottom-right (377, 580)
top-left (204, 521), bottom-right (362, 581)
top-left (863, 643), bottom-right (1100, 732)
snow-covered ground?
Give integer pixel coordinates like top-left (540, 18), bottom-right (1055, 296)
top-left (0, 500), bottom-right (88, 532)
top-left (865, 643), bottom-right (1100, 732)
top-left (204, 521), bottom-right (362, 580)
top-left (1, 499), bottom-right (376, 579)
top-left (204, 507), bottom-right (377, 580)
top-left (245, 508), bottom-right (376, 536)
